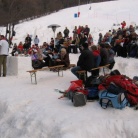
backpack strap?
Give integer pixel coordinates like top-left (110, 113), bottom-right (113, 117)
top-left (100, 98), bottom-right (111, 109)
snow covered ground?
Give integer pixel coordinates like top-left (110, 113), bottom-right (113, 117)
top-left (0, 0), bottom-right (138, 138)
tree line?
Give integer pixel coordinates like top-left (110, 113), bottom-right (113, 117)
top-left (0, 0), bottom-right (114, 26)
top-left (0, 0), bottom-right (114, 44)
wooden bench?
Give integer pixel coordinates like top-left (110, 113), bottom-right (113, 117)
top-left (77, 64), bottom-right (110, 82)
top-left (27, 64), bottom-right (76, 84)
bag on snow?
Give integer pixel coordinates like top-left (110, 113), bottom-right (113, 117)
top-left (85, 76), bottom-right (101, 88)
top-left (65, 80), bottom-right (88, 106)
top-left (99, 88), bottom-right (129, 109)
top-left (84, 76), bottom-right (102, 100)
top-left (72, 91), bottom-right (87, 107)
top-left (98, 75), bottom-right (138, 106)
top-left (86, 87), bottom-right (99, 100)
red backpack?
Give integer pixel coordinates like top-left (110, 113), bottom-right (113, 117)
top-left (98, 75), bottom-right (138, 106)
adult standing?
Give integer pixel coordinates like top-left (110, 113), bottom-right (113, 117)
top-left (25, 34), bottom-right (32, 48)
top-left (0, 35), bottom-right (9, 77)
top-left (83, 25), bottom-right (90, 37)
top-left (71, 42), bottom-right (94, 79)
top-left (63, 27), bottom-right (70, 38)
top-left (34, 35), bottom-right (39, 46)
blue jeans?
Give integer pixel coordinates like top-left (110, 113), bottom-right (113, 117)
top-left (71, 66), bottom-right (82, 79)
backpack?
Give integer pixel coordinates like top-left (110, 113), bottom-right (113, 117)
top-left (98, 75), bottom-right (138, 106)
top-left (85, 76), bottom-right (101, 88)
top-left (72, 91), bottom-right (87, 107)
top-left (110, 69), bottom-right (121, 76)
top-left (86, 87), bottom-right (99, 100)
top-left (65, 80), bottom-right (88, 106)
top-left (99, 89), bottom-right (129, 109)
top-left (85, 76), bottom-right (101, 100)
top-left (99, 82), bottom-right (129, 109)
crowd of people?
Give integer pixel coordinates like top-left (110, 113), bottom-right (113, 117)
top-left (98, 21), bottom-right (138, 58)
top-left (0, 21), bottom-right (138, 77)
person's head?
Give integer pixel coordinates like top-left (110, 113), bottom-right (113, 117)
top-left (105, 43), bottom-right (112, 49)
top-left (60, 48), bottom-right (66, 56)
top-left (98, 43), bottom-right (105, 49)
top-left (99, 33), bottom-right (102, 36)
top-left (19, 41), bottom-right (23, 45)
top-left (43, 42), bottom-right (47, 46)
top-left (91, 45), bottom-right (98, 51)
top-left (85, 25), bottom-right (88, 28)
top-left (14, 43), bottom-right (17, 47)
top-left (81, 42), bottom-right (88, 50)
top-left (0, 35), bottom-right (4, 40)
top-left (118, 34), bottom-right (123, 39)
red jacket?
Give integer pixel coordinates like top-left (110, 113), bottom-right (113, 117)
top-left (93, 50), bottom-right (100, 57)
top-left (121, 22), bottom-right (126, 29)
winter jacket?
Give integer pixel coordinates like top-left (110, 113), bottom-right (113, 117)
top-left (92, 50), bottom-right (101, 67)
top-left (58, 53), bottom-right (70, 67)
top-left (34, 37), bottom-right (39, 45)
top-left (0, 40), bottom-right (9, 55)
top-left (77, 48), bottom-right (94, 71)
top-left (100, 48), bottom-right (109, 66)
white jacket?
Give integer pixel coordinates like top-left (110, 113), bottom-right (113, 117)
top-left (34, 37), bottom-right (39, 45)
top-left (0, 40), bottom-right (9, 55)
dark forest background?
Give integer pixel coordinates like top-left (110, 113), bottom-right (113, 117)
top-left (0, 0), bottom-right (114, 41)
top-left (0, 0), bottom-right (114, 26)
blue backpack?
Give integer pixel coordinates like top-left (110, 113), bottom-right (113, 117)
top-left (98, 83), bottom-right (130, 109)
top-left (86, 87), bottom-right (99, 100)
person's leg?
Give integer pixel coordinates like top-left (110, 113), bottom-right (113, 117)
top-left (0, 56), bottom-right (3, 76)
top-left (71, 66), bottom-right (82, 79)
top-left (91, 69), bottom-right (99, 77)
top-left (108, 61), bottom-right (115, 70)
top-left (3, 56), bottom-right (7, 76)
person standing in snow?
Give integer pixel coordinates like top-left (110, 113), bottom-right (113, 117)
top-left (34, 35), bottom-right (39, 46)
top-left (83, 25), bottom-right (90, 37)
top-left (0, 35), bottom-right (9, 77)
top-left (121, 21), bottom-right (126, 29)
top-left (25, 34), bottom-right (32, 48)
top-left (63, 27), bottom-right (70, 38)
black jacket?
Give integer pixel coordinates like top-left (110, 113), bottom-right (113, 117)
top-left (77, 48), bottom-right (94, 71)
top-left (100, 48), bottom-right (109, 66)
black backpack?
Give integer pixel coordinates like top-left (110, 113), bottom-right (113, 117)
top-left (85, 76), bottom-right (102, 100)
top-left (85, 76), bottom-right (101, 88)
top-left (110, 69), bottom-right (121, 76)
